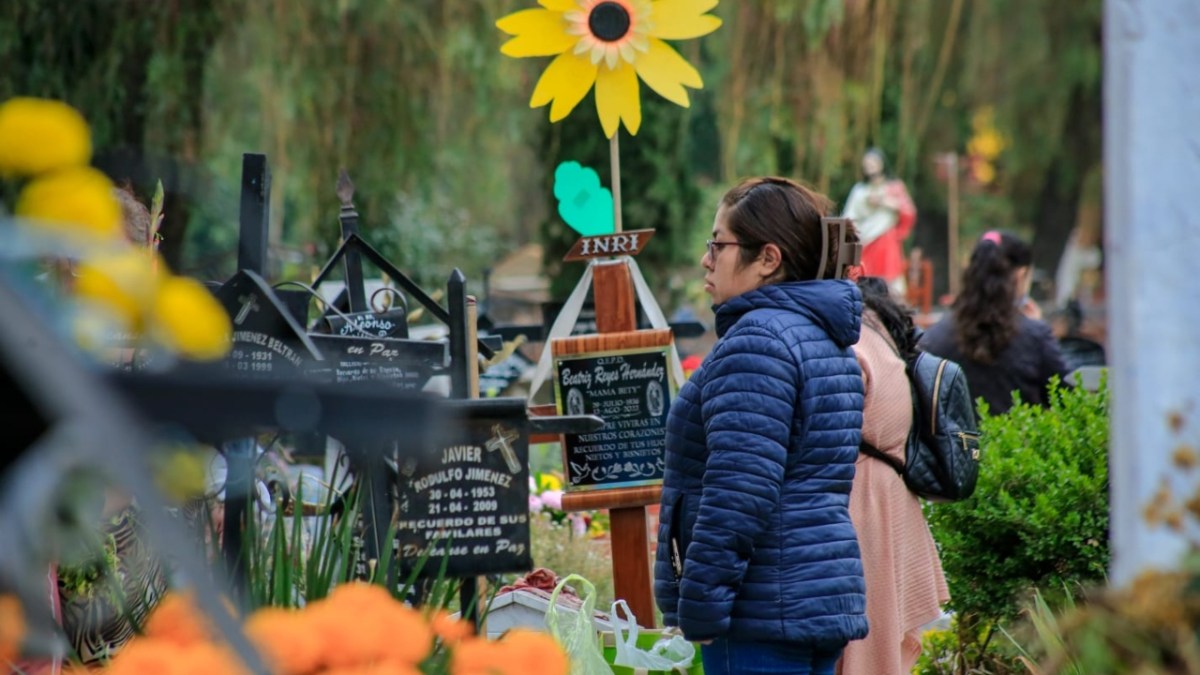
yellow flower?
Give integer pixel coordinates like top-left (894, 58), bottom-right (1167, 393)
top-left (0, 97), bottom-right (92, 176)
top-left (74, 247), bottom-right (163, 331)
top-left (150, 275), bottom-right (233, 361)
top-left (497, 0), bottom-right (721, 138)
top-left (15, 166), bottom-right (122, 239)
top-left (152, 447), bottom-right (211, 503)
top-left (967, 128), bottom-right (1005, 161)
top-left (537, 472), bottom-right (564, 492)
top-left (972, 160), bottom-right (996, 186)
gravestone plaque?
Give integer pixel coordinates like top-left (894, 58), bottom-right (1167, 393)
top-left (306, 334), bottom-right (440, 390)
top-left (391, 417), bottom-right (531, 578)
top-left (554, 347), bottom-right (673, 491)
top-left (215, 270), bottom-right (322, 378)
top-left (323, 308), bottom-right (409, 339)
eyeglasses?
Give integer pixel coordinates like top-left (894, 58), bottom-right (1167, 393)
top-left (705, 239), bottom-right (750, 258)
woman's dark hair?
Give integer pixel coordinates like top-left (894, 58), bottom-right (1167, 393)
top-left (857, 276), bottom-right (918, 362)
top-left (719, 176), bottom-right (836, 283)
top-left (953, 230), bottom-right (1034, 362)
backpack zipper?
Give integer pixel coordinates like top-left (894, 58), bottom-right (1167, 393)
top-left (930, 359), bottom-right (948, 433)
top-left (957, 431), bottom-right (981, 459)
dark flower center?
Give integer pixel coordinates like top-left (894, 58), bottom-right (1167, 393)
top-left (589, 2), bottom-right (631, 42)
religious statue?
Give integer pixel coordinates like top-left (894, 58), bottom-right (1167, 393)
top-left (842, 148), bottom-right (917, 293)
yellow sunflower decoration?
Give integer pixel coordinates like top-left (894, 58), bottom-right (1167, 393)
top-left (497, 0), bottom-right (721, 138)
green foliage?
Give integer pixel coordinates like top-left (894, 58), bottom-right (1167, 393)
top-left (914, 617), bottom-right (1023, 675)
top-left (925, 379), bottom-right (1109, 668)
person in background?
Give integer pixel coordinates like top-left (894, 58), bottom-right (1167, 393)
top-left (655, 177), bottom-right (868, 675)
top-left (842, 148), bottom-right (917, 296)
top-left (919, 230), bottom-right (1071, 415)
top-left (20, 187), bottom-right (169, 672)
top-left (838, 277), bottom-right (949, 675)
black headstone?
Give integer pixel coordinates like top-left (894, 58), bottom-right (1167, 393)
top-left (215, 270), bottom-right (322, 379)
top-left (389, 416), bottom-right (532, 578)
top-left (306, 334), bottom-right (440, 390)
top-left (554, 349), bottom-right (673, 491)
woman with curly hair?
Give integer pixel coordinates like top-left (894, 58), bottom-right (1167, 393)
top-left (918, 230), bottom-right (1071, 415)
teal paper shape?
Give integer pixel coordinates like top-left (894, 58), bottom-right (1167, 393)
top-left (554, 161), bottom-right (614, 237)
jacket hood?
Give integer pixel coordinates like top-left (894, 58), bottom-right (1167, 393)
top-left (714, 280), bottom-right (863, 348)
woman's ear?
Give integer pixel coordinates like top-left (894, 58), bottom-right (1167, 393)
top-left (758, 243), bottom-right (783, 279)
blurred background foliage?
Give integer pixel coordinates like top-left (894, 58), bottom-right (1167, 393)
top-left (0, 0), bottom-right (1101, 302)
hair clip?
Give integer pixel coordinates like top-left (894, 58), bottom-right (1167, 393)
top-left (981, 231), bottom-right (1002, 245)
top-left (816, 217), bottom-right (863, 280)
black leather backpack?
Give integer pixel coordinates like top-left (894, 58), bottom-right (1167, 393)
top-left (861, 343), bottom-right (982, 502)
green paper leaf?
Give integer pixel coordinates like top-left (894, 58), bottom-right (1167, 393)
top-left (553, 161), bottom-right (614, 236)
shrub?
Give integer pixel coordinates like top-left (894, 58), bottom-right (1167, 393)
top-left (925, 378), bottom-right (1109, 660)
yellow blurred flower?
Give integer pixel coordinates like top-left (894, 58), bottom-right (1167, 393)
top-left (152, 447), bottom-right (210, 503)
top-left (150, 275), bottom-right (233, 361)
top-left (972, 160), bottom-right (996, 186)
top-left (0, 595), bottom-right (25, 666)
top-left (15, 166), bottom-right (122, 239)
top-left (537, 472), bottom-right (564, 493)
top-left (971, 106), bottom-right (995, 132)
top-left (73, 247), bottom-right (162, 331)
top-left (967, 128), bottom-right (1005, 161)
top-left (0, 97), bottom-right (92, 176)
top-left (497, 0), bottom-right (721, 138)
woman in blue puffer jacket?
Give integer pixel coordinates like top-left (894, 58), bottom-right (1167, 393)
top-left (654, 177), bottom-right (869, 675)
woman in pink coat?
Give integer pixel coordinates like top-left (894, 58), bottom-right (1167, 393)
top-left (838, 276), bottom-right (949, 675)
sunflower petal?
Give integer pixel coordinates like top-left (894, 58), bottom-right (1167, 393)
top-left (498, 9), bottom-right (576, 57)
top-left (596, 63), bottom-right (641, 137)
top-left (649, 0), bottom-right (722, 40)
top-left (634, 38), bottom-right (702, 106)
top-left (531, 51), bottom-right (599, 123)
top-left (539, 0), bottom-right (577, 9)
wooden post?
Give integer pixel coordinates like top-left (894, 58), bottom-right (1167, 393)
top-left (560, 260), bottom-right (659, 628)
top-left (946, 153), bottom-right (960, 297)
top-left (610, 133), bottom-right (623, 234)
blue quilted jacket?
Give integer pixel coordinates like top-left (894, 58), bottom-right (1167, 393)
top-left (653, 280), bottom-right (868, 646)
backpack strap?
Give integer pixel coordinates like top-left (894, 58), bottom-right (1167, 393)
top-left (859, 441), bottom-right (905, 475)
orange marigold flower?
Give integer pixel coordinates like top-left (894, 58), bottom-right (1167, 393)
top-left (176, 643), bottom-right (252, 675)
top-left (450, 636), bottom-right (506, 675)
top-left (495, 629), bottom-right (569, 675)
top-left (106, 639), bottom-right (184, 675)
top-left (245, 607), bottom-right (324, 675)
top-left (431, 610), bottom-right (474, 645)
top-left (322, 660), bottom-right (422, 675)
top-left (143, 593), bottom-right (216, 647)
top-left (0, 595), bottom-right (25, 666)
top-left (310, 584), bottom-right (432, 669)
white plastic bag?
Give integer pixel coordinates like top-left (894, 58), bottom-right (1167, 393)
top-left (544, 574), bottom-right (611, 675)
top-left (611, 599), bottom-right (696, 673)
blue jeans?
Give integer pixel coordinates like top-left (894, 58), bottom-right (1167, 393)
top-left (700, 639), bottom-right (844, 675)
